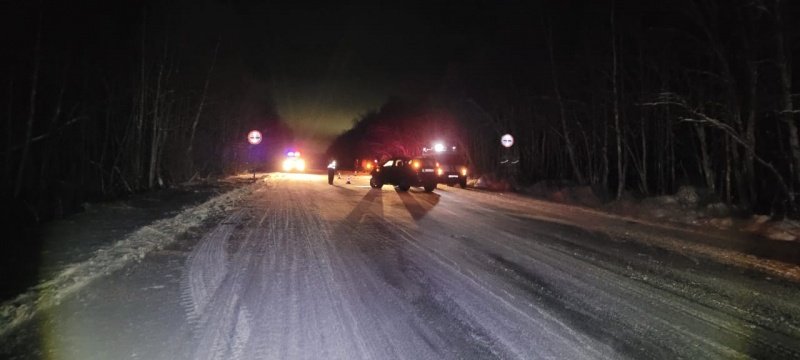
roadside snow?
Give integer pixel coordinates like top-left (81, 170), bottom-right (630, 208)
top-left (514, 182), bottom-right (800, 243)
top-left (0, 178), bottom-right (257, 337)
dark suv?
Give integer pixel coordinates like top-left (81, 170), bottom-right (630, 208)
top-left (430, 153), bottom-right (468, 188)
top-left (370, 157), bottom-right (438, 192)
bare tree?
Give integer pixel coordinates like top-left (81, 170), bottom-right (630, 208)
top-left (186, 37), bottom-right (220, 175)
top-left (544, 15), bottom-right (585, 184)
top-left (772, 0), bottom-right (800, 193)
top-left (14, 11), bottom-right (42, 198)
top-left (611, 0), bottom-right (626, 199)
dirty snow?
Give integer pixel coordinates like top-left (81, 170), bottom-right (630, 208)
top-left (0, 178), bottom-right (257, 336)
top-left (480, 178), bottom-right (800, 243)
top-left (2, 173), bottom-right (800, 359)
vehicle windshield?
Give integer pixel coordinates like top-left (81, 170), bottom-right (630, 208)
top-left (414, 158), bottom-right (437, 168)
top-left (434, 153), bottom-right (466, 165)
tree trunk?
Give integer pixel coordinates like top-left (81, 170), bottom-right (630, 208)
top-left (14, 12), bottom-right (42, 198)
top-left (775, 0), bottom-right (799, 196)
top-left (602, 111), bottom-right (609, 189)
top-left (39, 69), bottom-right (67, 189)
top-left (148, 57), bottom-right (164, 189)
top-left (743, 61), bottom-right (758, 205)
top-left (611, 2), bottom-right (625, 199)
top-left (695, 124), bottom-right (715, 193)
top-left (186, 38), bottom-right (220, 174)
top-left (544, 17), bottom-right (584, 184)
top-left (5, 77), bottom-right (13, 188)
top-left (135, 8), bottom-right (147, 189)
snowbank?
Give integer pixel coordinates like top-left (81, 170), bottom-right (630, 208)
top-left (507, 182), bottom-right (800, 243)
top-left (519, 180), bottom-right (605, 208)
top-left (609, 186), bottom-right (800, 242)
top-left (0, 178), bottom-right (257, 337)
top-left (472, 174), bottom-right (511, 191)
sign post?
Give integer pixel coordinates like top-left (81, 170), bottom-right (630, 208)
top-left (500, 134), bottom-right (518, 190)
top-left (247, 130), bottom-right (263, 180)
top-left (501, 134), bottom-right (514, 148)
top-left (247, 130), bottom-right (263, 145)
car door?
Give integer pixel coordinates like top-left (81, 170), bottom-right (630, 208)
top-left (393, 159), bottom-right (405, 184)
top-left (381, 159), bottom-right (395, 183)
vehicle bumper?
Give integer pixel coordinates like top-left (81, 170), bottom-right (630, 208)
top-left (438, 173), bottom-right (465, 184)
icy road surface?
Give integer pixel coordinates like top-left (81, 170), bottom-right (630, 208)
top-left (3, 173), bottom-right (800, 359)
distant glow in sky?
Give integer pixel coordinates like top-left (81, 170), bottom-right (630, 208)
top-left (273, 81), bottom-right (386, 152)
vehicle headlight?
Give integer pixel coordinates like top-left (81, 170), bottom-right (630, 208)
top-left (297, 159), bottom-right (305, 171)
top-left (282, 159), bottom-right (293, 171)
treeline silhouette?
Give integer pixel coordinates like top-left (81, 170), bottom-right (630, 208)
top-left (328, 0), bottom-right (800, 216)
top-left (1, 1), bottom-right (292, 224)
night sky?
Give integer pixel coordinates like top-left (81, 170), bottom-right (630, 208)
top-left (217, 0), bottom-right (529, 148)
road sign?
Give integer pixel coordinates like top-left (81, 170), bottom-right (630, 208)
top-left (247, 130), bottom-right (262, 145)
top-left (501, 134), bottom-right (514, 148)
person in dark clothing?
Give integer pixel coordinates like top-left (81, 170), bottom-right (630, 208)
top-left (327, 160), bottom-right (337, 185)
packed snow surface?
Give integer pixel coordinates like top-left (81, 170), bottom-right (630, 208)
top-left (2, 173), bottom-right (800, 359)
top-left (0, 180), bottom-right (255, 337)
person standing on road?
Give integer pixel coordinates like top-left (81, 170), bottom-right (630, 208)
top-left (327, 159), bottom-right (337, 185)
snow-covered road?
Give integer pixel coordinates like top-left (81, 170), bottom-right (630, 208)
top-left (3, 173), bottom-right (800, 359)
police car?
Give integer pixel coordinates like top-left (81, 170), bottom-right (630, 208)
top-left (282, 151), bottom-right (305, 172)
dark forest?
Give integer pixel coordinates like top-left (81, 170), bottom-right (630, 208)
top-left (3, 0), bottom-right (800, 229)
top-left (327, 0), bottom-right (800, 216)
top-left (1, 0), bottom-right (293, 225)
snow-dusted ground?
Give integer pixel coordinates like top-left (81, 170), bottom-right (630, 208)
top-left (0, 178), bottom-right (255, 338)
top-left (2, 173), bottom-right (800, 359)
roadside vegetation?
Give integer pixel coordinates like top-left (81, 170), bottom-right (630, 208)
top-left (329, 0), bottom-right (800, 218)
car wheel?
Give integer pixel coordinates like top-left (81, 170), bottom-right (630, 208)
top-left (370, 177), bottom-right (382, 189)
top-left (459, 178), bottom-right (467, 188)
top-left (424, 183), bottom-right (436, 192)
top-left (398, 184), bottom-right (411, 191)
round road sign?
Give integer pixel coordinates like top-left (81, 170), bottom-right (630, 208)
top-left (247, 130), bottom-right (263, 145)
top-left (501, 134), bottom-right (514, 148)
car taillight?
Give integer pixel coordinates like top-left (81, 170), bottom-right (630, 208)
top-left (461, 168), bottom-right (467, 176)
top-left (437, 168), bottom-right (443, 176)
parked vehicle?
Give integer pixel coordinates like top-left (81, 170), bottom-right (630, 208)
top-left (282, 151), bottom-right (305, 172)
top-left (370, 157), bottom-right (438, 192)
top-left (429, 152), bottom-right (468, 188)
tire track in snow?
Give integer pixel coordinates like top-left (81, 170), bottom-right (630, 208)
top-left (240, 183), bottom-right (369, 360)
top-left (365, 214), bottom-right (611, 359)
top-left (396, 189), bottom-right (800, 358)
top-left (183, 191), bottom-right (272, 360)
top-left (182, 211), bottom-right (244, 322)
top-left (0, 181), bottom-right (254, 338)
